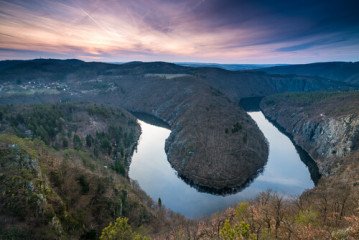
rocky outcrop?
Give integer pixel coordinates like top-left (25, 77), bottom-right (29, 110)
top-left (0, 141), bottom-right (65, 238)
top-left (260, 92), bottom-right (359, 176)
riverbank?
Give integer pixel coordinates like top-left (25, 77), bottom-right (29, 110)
top-left (129, 111), bottom-right (316, 219)
top-left (260, 92), bottom-right (359, 182)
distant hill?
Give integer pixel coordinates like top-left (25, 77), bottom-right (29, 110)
top-left (0, 58), bottom-right (356, 101)
top-left (0, 59), bottom-right (192, 83)
top-left (176, 62), bottom-right (287, 71)
top-left (259, 61), bottom-right (359, 85)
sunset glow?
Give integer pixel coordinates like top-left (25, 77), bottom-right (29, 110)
top-left (1, 0), bottom-right (358, 63)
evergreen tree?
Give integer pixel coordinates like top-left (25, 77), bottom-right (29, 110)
top-left (73, 134), bottom-right (82, 150)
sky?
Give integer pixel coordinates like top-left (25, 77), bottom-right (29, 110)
top-left (0, 0), bottom-right (358, 64)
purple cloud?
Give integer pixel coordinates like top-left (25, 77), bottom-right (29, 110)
top-left (0, 0), bottom-right (358, 63)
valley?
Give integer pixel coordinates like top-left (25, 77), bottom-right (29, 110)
top-left (0, 60), bottom-right (358, 239)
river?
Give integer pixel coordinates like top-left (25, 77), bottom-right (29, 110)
top-left (129, 111), bottom-right (316, 219)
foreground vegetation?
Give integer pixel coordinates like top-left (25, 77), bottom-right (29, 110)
top-left (0, 104), bottom-right (185, 239)
top-left (155, 189), bottom-right (358, 239)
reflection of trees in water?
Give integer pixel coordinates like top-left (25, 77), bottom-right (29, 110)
top-left (131, 111), bottom-right (170, 129)
top-left (239, 97), bottom-right (263, 111)
top-left (177, 167), bottom-right (265, 196)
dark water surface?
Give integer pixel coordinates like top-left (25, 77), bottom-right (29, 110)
top-left (129, 112), bottom-right (315, 219)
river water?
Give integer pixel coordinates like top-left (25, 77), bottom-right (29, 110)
top-left (129, 111), bottom-right (315, 219)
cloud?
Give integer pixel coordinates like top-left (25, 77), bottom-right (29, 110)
top-left (276, 36), bottom-right (348, 52)
top-left (0, 0), bottom-right (358, 63)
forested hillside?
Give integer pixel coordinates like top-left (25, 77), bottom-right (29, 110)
top-left (260, 62), bottom-right (359, 85)
top-left (0, 103), bottom-right (184, 239)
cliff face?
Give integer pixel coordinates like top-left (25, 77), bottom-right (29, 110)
top-left (260, 92), bottom-right (359, 178)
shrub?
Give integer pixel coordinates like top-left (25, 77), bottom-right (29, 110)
top-left (113, 159), bottom-right (125, 176)
top-left (100, 217), bottom-right (149, 240)
top-left (219, 218), bottom-right (252, 240)
top-left (86, 134), bottom-right (93, 148)
top-left (295, 209), bottom-right (319, 226)
top-left (76, 175), bottom-right (90, 194)
top-left (62, 138), bottom-right (69, 148)
top-left (231, 122), bottom-right (242, 133)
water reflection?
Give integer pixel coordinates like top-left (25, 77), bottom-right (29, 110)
top-left (129, 112), bottom-right (315, 219)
